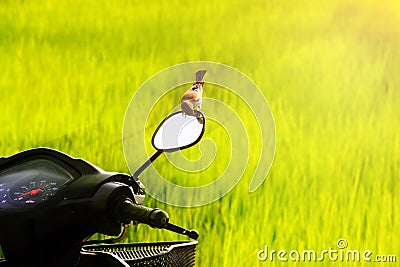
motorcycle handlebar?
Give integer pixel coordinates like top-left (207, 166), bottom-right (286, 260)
top-left (112, 197), bottom-right (169, 229)
top-left (111, 197), bottom-right (199, 240)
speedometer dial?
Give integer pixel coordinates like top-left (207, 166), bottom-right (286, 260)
top-left (0, 159), bottom-right (74, 211)
top-left (10, 178), bottom-right (64, 205)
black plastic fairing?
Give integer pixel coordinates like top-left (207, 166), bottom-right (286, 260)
top-left (0, 148), bottom-right (141, 214)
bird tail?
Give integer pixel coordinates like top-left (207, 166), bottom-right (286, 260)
top-left (195, 70), bottom-right (207, 83)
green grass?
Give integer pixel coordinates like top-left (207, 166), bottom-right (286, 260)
top-left (1, 0), bottom-right (399, 266)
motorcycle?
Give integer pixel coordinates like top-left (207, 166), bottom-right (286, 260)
top-left (0, 111), bottom-right (205, 267)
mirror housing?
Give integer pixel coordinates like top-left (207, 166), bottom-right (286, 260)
top-left (152, 111), bottom-right (205, 152)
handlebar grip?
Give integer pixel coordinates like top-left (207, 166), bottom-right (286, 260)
top-left (112, 198), bottom-right (169, 229)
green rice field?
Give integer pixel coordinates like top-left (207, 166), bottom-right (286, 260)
top-left (0, 0), bottom-right (399, 266)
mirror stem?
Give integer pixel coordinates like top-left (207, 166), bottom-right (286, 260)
top-left (132, 150), bottom-right (163, 180)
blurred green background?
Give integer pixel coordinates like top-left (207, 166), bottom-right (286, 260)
top-left (0, 0), bottom-right (399, 266)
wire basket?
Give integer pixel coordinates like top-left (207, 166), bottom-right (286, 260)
top-left (83, 241), bottom-right (198, 267)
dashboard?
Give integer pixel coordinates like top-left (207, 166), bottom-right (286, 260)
top-left (0, 159), bottom-right (75, 211)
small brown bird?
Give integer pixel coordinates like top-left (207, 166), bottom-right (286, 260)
top-left (181, 70), bottom-right (207, 117)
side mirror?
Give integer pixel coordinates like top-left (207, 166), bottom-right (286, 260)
top-left (132, 111), bottom-right (205, 180)
top-left (152, 111), bottom-right (205, 152)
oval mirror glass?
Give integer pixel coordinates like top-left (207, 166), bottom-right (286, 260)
top-left (152, 111), bottom-right (205, 152)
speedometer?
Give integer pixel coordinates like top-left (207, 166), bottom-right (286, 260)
top-left (0, 159), bottom-right (74, 210)
top-left (10, 178), bottom-right (65, 205)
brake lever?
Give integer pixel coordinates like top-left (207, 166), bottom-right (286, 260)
top-left (165, 223), bottom-right (199, 240)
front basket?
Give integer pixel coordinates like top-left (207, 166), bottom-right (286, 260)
top-left (82, 241), bottom-right (198, 267)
